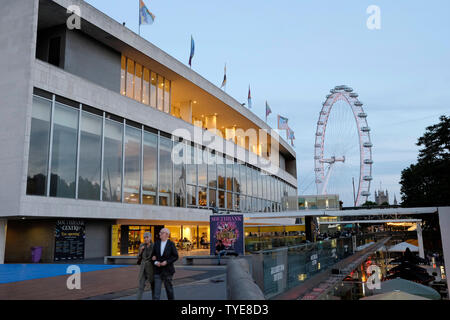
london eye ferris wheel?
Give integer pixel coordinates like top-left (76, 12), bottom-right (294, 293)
top-left (314, 85), bottom-right (373, 207)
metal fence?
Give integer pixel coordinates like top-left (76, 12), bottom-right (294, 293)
top-left (250, 234), bottom-right (380, 298)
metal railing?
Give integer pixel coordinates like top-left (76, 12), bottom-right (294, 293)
top-left (249, 234), bottom-right (380, 298)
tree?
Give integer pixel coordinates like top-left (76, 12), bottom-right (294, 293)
top-left (400, 115), bottom-right (450, 207)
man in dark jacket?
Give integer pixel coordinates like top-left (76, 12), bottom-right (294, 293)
top-left (151, 228), bottom-right (179, 300)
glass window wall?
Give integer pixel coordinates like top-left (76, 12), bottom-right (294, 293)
top-left (124, 125), bottom-right (141, 204)
top-left (27, 96), bottom-right (52, 196)
top-left (143, 130), bottom-right (157, 204)
top-left (173, 141), bottom-right (186, 208)
top-left (78, 111), bottom-right (102, 200)
top-left (103, 118), bottom-right (123, 202)
top-left (50, 102), bottom-right (78, 198)
top-left (159, 136), bottom-right (172, 206)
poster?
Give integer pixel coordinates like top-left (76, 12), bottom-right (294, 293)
top-left (210, 214), bottom-right (244, 255)
top-left (54, 219), bottom-right (85, 261)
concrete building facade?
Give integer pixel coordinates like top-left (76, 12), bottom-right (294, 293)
top-left (0, 0), bottom-right (298, 262)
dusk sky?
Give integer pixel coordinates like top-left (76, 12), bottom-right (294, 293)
top-left (86, 0), bottom-right (450, 205)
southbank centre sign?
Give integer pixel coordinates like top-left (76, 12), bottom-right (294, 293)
top-left (210, 214), bottom-right (244, 255)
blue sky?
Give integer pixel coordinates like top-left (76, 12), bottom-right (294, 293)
top-left (86, 0), bottom-right (450, 205)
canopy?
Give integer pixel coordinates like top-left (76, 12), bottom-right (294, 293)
top-left (388, 242), bottom-right (419, 252)
top-left (376, 278), bottom-right (440, 300)
top-left (360, 290), bottom-right (430, 300)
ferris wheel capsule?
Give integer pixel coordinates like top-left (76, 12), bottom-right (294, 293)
top-left (361, 127), bottom-right (370, 132)
top-left (345, 87), bottom-right (353, 92)
top-left (363, 142), bottom-right (373, 148)
top-left (354, 101), bottom-right (363, 106)
top-left (349, 93), bottom-right (358, 98)
top-left (358, 112), bottom-right (367, 118)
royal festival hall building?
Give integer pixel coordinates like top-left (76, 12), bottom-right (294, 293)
top-left (0, 0), bottom-right (299, 263)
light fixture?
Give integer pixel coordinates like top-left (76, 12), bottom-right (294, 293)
top-left (193, 100), bottom-right (197, 104)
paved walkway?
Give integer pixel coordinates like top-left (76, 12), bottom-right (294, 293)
top-left (116, 268), bottom-right (227, 300)
top-left (0, 264), bottom-right (226, 300)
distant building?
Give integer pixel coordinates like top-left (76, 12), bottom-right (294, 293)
top-left (375, 190), bottom-right (389, 205)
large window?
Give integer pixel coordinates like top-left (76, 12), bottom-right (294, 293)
top-left (187, 144), bottom-right (197, 186)
top-left (28, 92), bottom-right (295, 213)
top-left (173, 141), bottom-right (186, 208)
top-left (218, 162), bottom-right (225, 190)
top-left (143, 130), bottom-right (157, 204)
top-left (50, 102), bottom-right (78, 198)
top-left (187, 185), bottom-right (197, 206)
top-left (150, 71), bottom-right (157, 108)
top-left (209, 188), bottom-right (216, 207)
top-left (142, 68), bottom-right (150, 105)
top-left (198, 187), bottom-right (207, 207)
top-left (27, 96), bottom-right (52, 196)
top-left (120, 55), bottom-right (170, 114)
top-left (226, 159), bottom-right (233, 192)
top-left (78, 111), bottom-right (102, 200)
top-left (159, 136), bottom-right (172, 206)
top-left (164, 78), bottom-right (170, 113)
top-left (218, 190), bottom-right (225, 208)
top-left (157, 75), bottom-right (164, 111)
top-left (198, 148), bottom-right (207, 187)
top-left (103, 118), bottom-right (123, 202)
top-left (134, 63), bottom-right (142, 102)
top-left (240, 164), bottom-right (246, 195)
top-left (126, 58), bottom-right (134, 99)
top-left (246, 166), bottom-right (252, 197)
top-left (124, 125), bottom-right (141, 204)
top-left (207, 161), bottom-right (217, 189)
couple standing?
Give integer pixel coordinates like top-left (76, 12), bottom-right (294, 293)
top-left (137, 228), bottom-right (178, 300)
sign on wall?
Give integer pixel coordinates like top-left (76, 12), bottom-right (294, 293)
top-left (210, 214), bottom-right (244, 255)
top-left (54, 219), bottom-right (85, 261)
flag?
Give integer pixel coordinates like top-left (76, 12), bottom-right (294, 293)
top-left (265, 101), bottom-right (272, 117)
top-left (288, 127), bottom-right (295, 140)
top-left (220, 64), bottom-right (227, 88)
top-left (139, 0), bottom-right (155, 25)
top-left (277, 115), bottom-right (289, 130)
top-left (189, 35), bottom-right (195, 67)
top-left (287, 126), bottom-right (295, 146)
top-left (247, 85), bottom-right (252, 109)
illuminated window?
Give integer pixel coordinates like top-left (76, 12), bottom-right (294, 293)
top-left (126, 58), bottom-right (134, 99)
top-left (120, 56), bottom-right (126, 95)
top-left (157, 75), bottom-right (164, 111)
top-left (134, 63), bottom-right (142, 102)
top-left (150, 71), bottom-right (157, 108)
top-left (164, 78), bottom-right (170, 113)
top-left (142, 67), bottom-right (150, 105)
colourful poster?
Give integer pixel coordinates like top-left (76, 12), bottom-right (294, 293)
top-left (210, 214), bottom-right (244, 255)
